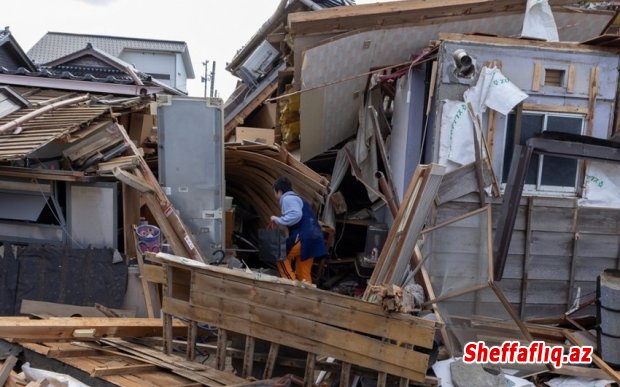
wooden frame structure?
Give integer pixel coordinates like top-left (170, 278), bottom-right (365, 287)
top-left (144, 252), bottom-right (438, 386)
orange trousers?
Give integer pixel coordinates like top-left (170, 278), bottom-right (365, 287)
top-left (276, 242), bottom-right (314, 284)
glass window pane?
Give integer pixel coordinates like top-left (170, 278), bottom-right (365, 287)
top-left (502, 113), bottom-right (544, 184)
top-left (546, 115), bottom-right (583, 135)
top-left (519, 114), bottom-right (545, 144)
top-left (541, 156), bottom-right (578, 187)
top-left (540, 116), bottom-right (583, 188)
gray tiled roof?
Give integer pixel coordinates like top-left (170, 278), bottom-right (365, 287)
top-left (28, 31), bottom-right (194, 78)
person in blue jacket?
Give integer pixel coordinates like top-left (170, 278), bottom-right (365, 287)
top-left (270, 176), bottom-right (326, 284)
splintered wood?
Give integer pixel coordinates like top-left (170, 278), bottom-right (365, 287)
top-left (147, 252), bottom-right (437, 383)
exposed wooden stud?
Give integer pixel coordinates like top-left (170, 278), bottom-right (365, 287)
top-left (587, 66), bottom-right (599, 136)
top-left (567, 64), bottom-right (576, 93)
top-left (304, 353), bottom-right (316, 387)
top-left (163, 266), bottom-right (174, 355)
top-left (242, 335), bottom-right (256, 378)
top-left (376, 371), bottom-right (387, 387)
top-left (263, 342), bottom-right (280, 380)
top-left (532, 63), bottom-right (542, 92)
top-left (486, 109), bottom-right (497, 160)
top-left (187, 321), bottom-right (198, 361)
top-left (340, 362), bottom-right (352, 387)
top-left (216, 329), bottom-right (228, 371)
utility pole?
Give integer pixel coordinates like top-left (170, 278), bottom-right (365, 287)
top-left (201, 60), bottom-right (209, 99)
top-left (209, 61), bottom-right (216, 98)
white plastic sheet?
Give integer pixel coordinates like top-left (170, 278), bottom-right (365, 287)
top-left (521, 0), bottom-right (559, 42)
top-left (464, 66), bottom-right (528, 117)
top-left (22, 362), bottom-right (89, 387)
top-left (579, 161), bottom-right (620, 208)
top-left (439, 100), bottom-right (475, 169)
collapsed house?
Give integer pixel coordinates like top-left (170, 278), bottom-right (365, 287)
top-left (1, 0), bottom-right (620, 386)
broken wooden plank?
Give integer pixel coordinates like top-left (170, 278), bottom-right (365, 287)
top-left (0, 317), bottom-right (186, 341)
top-left (113, 168), bottom-right (153, 193)
top-left (0, 355), bottom-right (18, 387)
top-left (91, 363), bottom-right (159, 377)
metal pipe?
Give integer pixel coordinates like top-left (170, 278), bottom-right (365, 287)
top-left (0, 94), bottom-right (90, 135)
top-left (375, 171), bottom-right (398, 218)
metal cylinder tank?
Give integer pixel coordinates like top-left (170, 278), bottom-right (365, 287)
top-left (598, 269), bottom-right (620, 366)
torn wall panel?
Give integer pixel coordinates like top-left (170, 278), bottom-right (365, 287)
top-left (298, 10), bottom-right (612, 160)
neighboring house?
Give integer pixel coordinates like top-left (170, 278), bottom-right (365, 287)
top-left (28, 31), bottom-right (194, 94)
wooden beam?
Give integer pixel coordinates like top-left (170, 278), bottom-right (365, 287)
top-left (587, 66), bottom-right (599, 136)
top-left (216, 329), bottom-right (228, 371)
top-left (242, 336), bottom-right (256, 378)
top-left (91, 364), bottom-right (159, 377)
top-left (0, 166), bottom-right (92, 182)
top-left (340, 362), bottom-right (351, 387)
top-left (263, 343), bottom-right (280, 380)
top-left (532, 63), bottom-right (542, 92)
top-left (567, 64), bottom-right (576, 93)
top-left (288, 0), bottom-right (580, 35)
top-left (113, 168), bottom-right (153, 193)
top-left (0, 317), bottom-right (186, 341)
top-left (304, 353), bottom-right (316, 387)
top-left (522, 103), bottom-right (588, 115)
top-left (438, 32), bottom-right (619, 54)
top-left (187, 321), bottom-right (198, 361)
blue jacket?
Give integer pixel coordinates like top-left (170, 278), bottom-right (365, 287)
top-left (274, 192), bottom-right (327, 261)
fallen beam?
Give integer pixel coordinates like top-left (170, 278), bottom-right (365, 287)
top-left (0, 318), bottom-right (186, 342)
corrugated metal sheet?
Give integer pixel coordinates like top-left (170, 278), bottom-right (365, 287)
top-left (0, 90), bottom-right (110, 160)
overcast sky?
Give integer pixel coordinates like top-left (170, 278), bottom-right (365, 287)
top-left (3, 0), bottom-right (390, 99)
